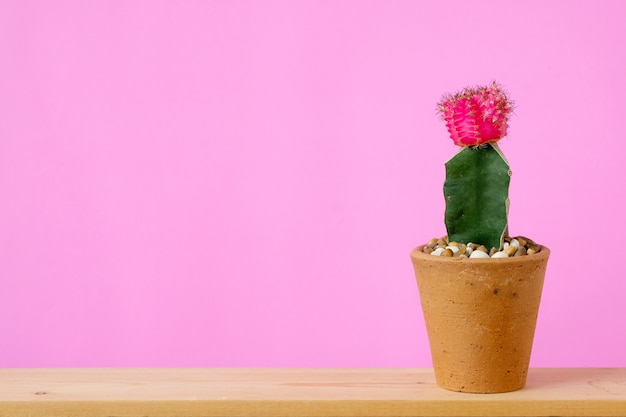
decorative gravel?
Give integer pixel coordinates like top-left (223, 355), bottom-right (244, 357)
top-left (423, 235), bottom-right (542, 258)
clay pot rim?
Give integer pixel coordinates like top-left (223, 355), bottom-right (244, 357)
top-left (411, 244), bottom-right (550, 264)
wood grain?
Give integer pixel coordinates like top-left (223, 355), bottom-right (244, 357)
top-left (1, 368), bottom-right (625, 416)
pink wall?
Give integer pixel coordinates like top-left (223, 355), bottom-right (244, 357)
top-left (1, 0), bottom-right (625, 367)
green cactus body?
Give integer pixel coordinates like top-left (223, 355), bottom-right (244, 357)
top-left (443, 143), bottom-right (511, 250)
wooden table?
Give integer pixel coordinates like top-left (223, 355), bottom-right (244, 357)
top-left (1, 368), bottom-right (625, 416)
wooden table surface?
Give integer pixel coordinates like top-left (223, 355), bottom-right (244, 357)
top-left (1, 368), bottom-right (625, 417)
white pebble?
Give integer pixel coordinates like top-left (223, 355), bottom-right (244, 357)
top-left (469, 250), bottom-right (490, 259)
top-left (510, 238), bottom-right (520, 248)
top-left (431, 247), bottom-right (444, 256)
top-left (503, 242), bottom-right (509, 249)
top-left (445, 245), bottom-right (459, 253)
top-left (491, 251), bottom-right (509, 258)
top-left (466, 247), bottom-right (474, 255)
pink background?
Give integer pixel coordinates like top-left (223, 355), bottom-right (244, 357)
top-left (1, 1), bottom-right (625, 367)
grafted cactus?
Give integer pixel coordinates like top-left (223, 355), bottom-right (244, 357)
top-left (438, 82), bottom-right (514, 250)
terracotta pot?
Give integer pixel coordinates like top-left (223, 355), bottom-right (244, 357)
top-left (410, 245), bottom-right (550, 393)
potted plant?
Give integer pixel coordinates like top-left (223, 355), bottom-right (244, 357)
top-left (410, 82), bottom-right (550, 393)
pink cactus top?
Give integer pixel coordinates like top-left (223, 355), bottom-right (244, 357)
top-left (438, 82), bottom-right (513, 147)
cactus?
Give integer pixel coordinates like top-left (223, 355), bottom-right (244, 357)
top-left (438, 82), bottom-right (514, 250)
top-left (444, 143), bottom-right (510, 249)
